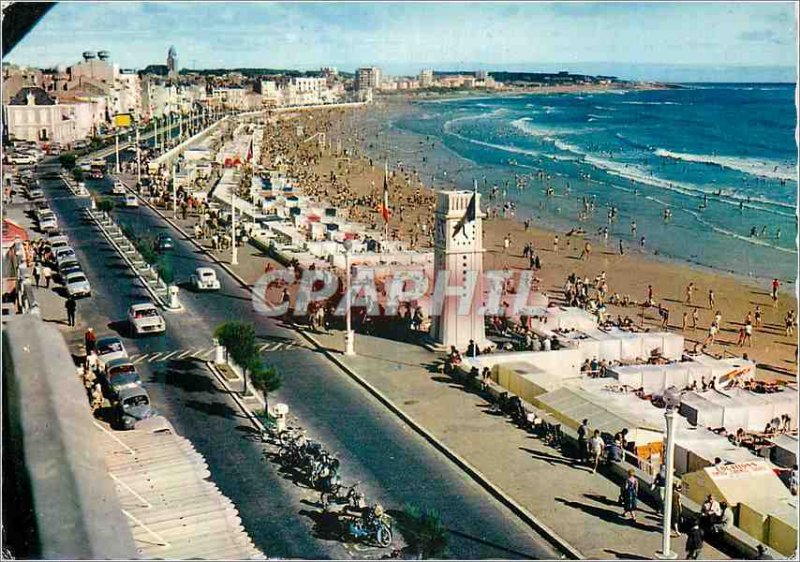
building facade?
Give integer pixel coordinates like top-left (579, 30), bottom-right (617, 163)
top-left (356, 67), bottom-right (382, 91)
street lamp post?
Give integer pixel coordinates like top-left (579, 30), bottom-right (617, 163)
top-left (171, 161), bottom-right (177, 219)
top-left (230, 182), bottom-right (238, 265)
top-left (135, 125), bottom-right (141, 187)
top-left (656, 393), bottom-right (680, 560)
top-left (343, 239), bottom-right (355, 355)
top-left (114, 129), bottom-right (121, 174)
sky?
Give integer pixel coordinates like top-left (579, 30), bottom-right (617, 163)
top-left (5, 1), bottom-right (798, 82)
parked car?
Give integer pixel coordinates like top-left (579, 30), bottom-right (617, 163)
top-left (112, 181), bottom-right (126, 195)
top-left (123, 193), bottom-right (139, 207)
top-left (54, 246), bottom-right (76, 265)
top-left (128, 302), bottom-right (166, 335)
top-left (190, 267), bottom-right (221, 291)
top-left (155, 233), bottom-right (174, 252)
top-left (64, 271), bottom-right (92, 298)
top-left (95, 336), bottom-right (128, 372)
top-left (38, 211), bottom-right (58, 233)
top-left (27, 187), bottom-right (45, 200)
top-left (58, 260), bottom-right (82, 280)
top-left (101, 358), bottom-right (142, 397)
top-left (113, 385), bottom-right (155, 430)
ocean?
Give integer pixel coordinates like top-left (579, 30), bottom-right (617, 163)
top-left (357, 84), bottom-right (798, 282)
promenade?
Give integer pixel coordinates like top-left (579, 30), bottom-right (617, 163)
top-left (136, 195), bottom-right (729, 560)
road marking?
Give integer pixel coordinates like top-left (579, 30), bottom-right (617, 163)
top-left (176, 349), bottom-right (195, 359)
top-left (155, 350), bottom-right (181, 362)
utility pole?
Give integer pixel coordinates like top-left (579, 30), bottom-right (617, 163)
top-left (656, 401), bottom-right (679, 560)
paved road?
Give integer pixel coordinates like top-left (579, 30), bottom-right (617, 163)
top-left (38, 158), bottom-right (560, 559)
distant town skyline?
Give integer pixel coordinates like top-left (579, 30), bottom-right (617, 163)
top-left (5, 1), bottom-right (798, 82)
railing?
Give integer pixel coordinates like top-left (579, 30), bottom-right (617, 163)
top-left (2, 317), bottom-right (136, 559)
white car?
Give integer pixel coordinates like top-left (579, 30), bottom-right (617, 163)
top-left (9, 153), bottom-right (37, 165)
top-left (123, 193), bottom-right (139, 207)
top-left (128, 303), bottom-right (166, 335)
top-left (95, 335), bottom-right (129, 371)
top-left (64, 271), bottom-right (92, 298)
top-left (112, 181), bottom-right (127, 195)
top-left (190, 267), bottom-right (221, 291)
top-left (38, 212), bottom-right (58, 232)
top-left (54, 246), bottom-right (76, 265)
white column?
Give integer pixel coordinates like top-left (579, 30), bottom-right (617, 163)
top-left (656, 407), bottom-right (678, 560)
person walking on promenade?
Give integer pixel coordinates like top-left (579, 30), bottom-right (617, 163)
top-left (671, 483), bottom-right (684, 537)
top-left (577, 418), bottom-right (590, 463)
top-left (686, 520), bottom-right (705, 559)
top-left (589, 429), bottom-right (605, 473)
top-left (43, 265), bottom-right (52, 288)
top-left (65, 296), bottom-right (77, 327)
top-left (621, 469), bottom-right (639, 522)
top-left (84, 328), bottom-right (96, 355)
top-left (32, 262), bottom-right (41, 287)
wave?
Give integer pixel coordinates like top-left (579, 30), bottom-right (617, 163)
top-left (510, 117), bottom-right (587, 138)
top-left (442, 108), bottom-right (506, 130)
top-left (682, 208), bottom-right (795, 254)
top-left (581, 154), bottom-right (795, 217)
top-left (654, 148), bottom-right (797, 182)
top-left (621, 101), bottom-right (681, 105)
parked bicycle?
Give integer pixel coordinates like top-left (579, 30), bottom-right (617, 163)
top-left (320, 480), bottom-right (365, 512)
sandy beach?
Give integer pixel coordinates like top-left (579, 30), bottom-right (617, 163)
top-left (259, 101), bottom-right (797, 382)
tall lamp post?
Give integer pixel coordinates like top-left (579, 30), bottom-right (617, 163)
top-left (135, 124), bottom-right (141, 187)
top-left (343, 239), bottom-right (355, 355)
top-left (114, 129), bottom-right (121, 174)
top-left (230, 180), bottom-right (238, 265)
top-left (656, 388), bottom-right (680, 560)
top-left (171, 161), bottom-right (177, 219)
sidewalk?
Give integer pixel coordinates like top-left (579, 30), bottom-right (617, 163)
top-left (131, 193), bottom-right (730, 560)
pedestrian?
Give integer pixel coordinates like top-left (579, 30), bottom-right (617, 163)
top-left (65, 296), bottom-right (77, 326)
top-left (686, 519), bottom-right (704, 560)
top-left (621, 468), bottom-right (639, 521)
top-left (91, 383), bottom-right (104, 413)
top-left (708, 289), bottom-right (715, 309)
top-left (32, 262), bottom-right (41, 287)
top-left (619, 239), bottom-right (624, 255)
top-left (589, 429), bottom-right (604, 473)
top-left (651, 463), bottom-right (667, 514)
top-left (84, 328), bottom-right (96, 355)
top-left (682, 311), bottom-right (688, 331)
top-left (42, 265), bottom-right (52, 288)
top-left (754, 305), bottom-right (763, 328)
top-left (577, 418), bottom-right (589, 463)
top-left (692, 308), bottom-right (699, 331)
top-left (671, 483), bottom-right (684, 537)
top-left (771, 278), bottom-right (780, 306)
top-left (744, 321), bottom-right (754, 347)
top-left (686, 282), bottom-right (694, 305)
top-left (553, 235), bottom-right (559, 253)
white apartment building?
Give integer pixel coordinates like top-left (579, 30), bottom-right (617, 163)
top-left (112, 71), bottom-right (142, 117)
top-left (356, 67), bottom-right (381, 91)
top-left (419, 69), bottom-right (434, 88)
top-left (4, 88), bottom-right (101, 145)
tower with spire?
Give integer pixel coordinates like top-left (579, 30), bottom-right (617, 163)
top-left (167, 46), bottom-right (178, 79)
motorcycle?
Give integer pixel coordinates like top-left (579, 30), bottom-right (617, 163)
top-left (342, 503), bottom-right (392, 548)
top-left (320, 480), bottom-right (365, 512)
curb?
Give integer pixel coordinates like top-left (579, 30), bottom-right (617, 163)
top-left (118, 160), bottom-right (583, 559)
top-left (295, 328), bottom-right (583, 560)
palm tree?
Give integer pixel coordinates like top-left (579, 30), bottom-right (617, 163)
top-left (396, 506), bottom-right (449, 559)
top-left (250, 363), bottom-right (282, 421)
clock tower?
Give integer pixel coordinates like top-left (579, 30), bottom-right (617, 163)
top-left (430, 189), bottom-right (488, 350)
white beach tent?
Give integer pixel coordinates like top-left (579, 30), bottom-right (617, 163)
top-left (679, 391), bottom-right (725, 428)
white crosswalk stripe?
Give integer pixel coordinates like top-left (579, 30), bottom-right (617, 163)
top-left (127, 342), bottom-right (302, 365)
